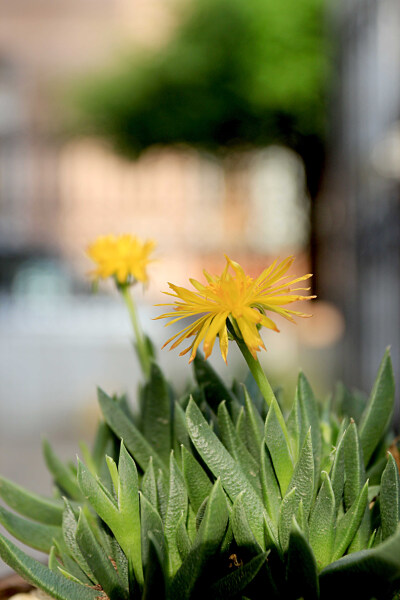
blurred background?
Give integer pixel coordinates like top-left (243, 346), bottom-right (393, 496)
top-left (0, 0), bottom-right (400, 572)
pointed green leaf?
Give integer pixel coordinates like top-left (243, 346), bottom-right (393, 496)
top-left (142, 533), bottom-right (166, 600)
top-left (231, 492), bottom-right (264, 554)
top-left (332, 480), bottom-right (369, 561)
top-left (0, 475), bottom-right (64, 525)
top-left (0, 504), bottom-right (61, 553)
top-left (176, 512), bottom-right (191, 561)
top-left (320, 524), bottom-right (400, 600)
top-left (97, 387), bottom-right (167, 475)
top-left (165, 453), bottom-right (188, 576)
top-left (329, 425), bottom-right (346, 515)
top-left (287, 429), bottom-right (314, 518)
top-left (359, 349), bottom-right (395, 465)
top-left (286, 519), bottom-right (319, 600)
top-left (343, 421), bottom-right (370, 552)
top-left (174, 401), bottom-right (191, 450)
top-left (142, 457), bottom-right (157, 508)
top-left (309, 471), bottom-right (335, 569)
top-left (141, 362), bottom-right (171, 466)
top-left (218, 401), bottom-right (261, 495)
top-left (297, 372), bottom-right (322, 481)
top-left (243, 385), bottom-right (264, 460)
top-left (43, 439), bottom-right (83, 501)
top-left (156, 469), bottom-right (168, 523)
top-left (265, 398), bottom-right (293, 495)
top-left (260, 444), bottom-right (281, 527)
top-left (117, 442), bottom-right (143, 585)
top-left (62, 501), bottom-right (95, 582)
top-left (76, 510), bottom-right (128, 600)
top-left (170, 479), bottom-right (229, 600)
top-left (186, 398), bottom-right (265, 547)
top-left (140, 492), bottom-right (164, 571)
top-left (344, 421), bottom-right (366, 509)
top-left (181, 445), bottom-right (212, 514)
top-left (380, 452), bottom-right (400, 540)
top-left (278, 487), bottom-right (299, 552)
top-left (0, 533), bottom-right (100, 600)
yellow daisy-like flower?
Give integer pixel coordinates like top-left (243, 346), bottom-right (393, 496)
top-left (156, 256), bottom-right (315, 363)
top-left (87, 234), bottom-right (155, 285)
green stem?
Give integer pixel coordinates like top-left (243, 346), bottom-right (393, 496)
top-left (120, 285), bottom-right (150, 378)
top-left (235, 339), bottom-right (275, 408)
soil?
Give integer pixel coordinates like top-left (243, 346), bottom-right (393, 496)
top-left (0, 574), bottom-right (33, 600)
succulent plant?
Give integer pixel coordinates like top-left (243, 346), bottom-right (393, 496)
top-left (1, 245), bottom-right (399, 599)
top-left (0, 349), bottom-right (398, 600)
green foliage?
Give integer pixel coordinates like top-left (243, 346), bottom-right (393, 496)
top-left (73, 0), bottom-right (328, 161)
top-left (0, 350), bottom-right (399, 599)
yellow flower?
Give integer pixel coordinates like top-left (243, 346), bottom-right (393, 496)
top-left (156, 256), bottom-right (315, 363)
top-left (87, 234), bottom-right (155, 285)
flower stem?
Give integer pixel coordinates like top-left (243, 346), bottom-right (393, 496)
top-left (120, 285), bottom-right (150, 378)
top-left (235, 339), bottom-right (275, 408)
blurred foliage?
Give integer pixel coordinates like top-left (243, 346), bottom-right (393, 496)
top-left (74, 0), bottom-right (328, 175)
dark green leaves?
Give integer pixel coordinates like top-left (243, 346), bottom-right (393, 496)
top-left (359, 349), bottom-right (395, 466)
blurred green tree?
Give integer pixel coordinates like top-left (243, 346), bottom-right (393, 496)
top-left (74, 0), bottom-right (328, 195)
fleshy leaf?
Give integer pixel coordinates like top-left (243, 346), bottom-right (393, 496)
top-left (359, 349), bottom-right (395, 466)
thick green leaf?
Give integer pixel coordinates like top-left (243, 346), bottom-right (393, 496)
top-left (0, 533), bottom-right (101, 600)
top-left (0, 504), bottom-right (61, 553)
top-left (320, 524), bottom-right (400, 600)
top-left (42, 439), bottom-right (83, 501)
top-left (92, 421), bottom-right (117, 473)
top-left (344, 421), bottom-right (366, 509)
top-left (380, 452), bottom-right (400, 540)
top-left (332, 480), bottom-right (369, 561)
top-left (117, 442), bottom-right (143, 585)
top-left (186, 398), bottom-right (265, 547)
top-left (156, 469), bottom-right (168, 523)
top-left (176, 512), bottom-right (191, 561)
top-left (217, 401), bottom-right (261, 495)
top-left (142, 533), bottom-right (166, 600)
top-left (329, 424), bottom-right (346, 515)
top-left (141, 362), bottom-right (171, 466)
top-left (343, 421), bottom-right (370, 552)
top-left (174, 401), bottom-right (191, 450)
top-left (97, 387), bottom-right (167, 476)
top-left (308, 471), bottom-right (335, 570)
top-left (286, 429), bottom-right (314, 519)
top-left (286, 519), bottom-right (319, 600)
top-left (140, 493), bottom-right (164, 570)
top-left (62, 501), bottom-right (96, 582)
top-left (359, 349), bottom-right (395, 466)
top-left (209, 552), bottom-right (268, 599)
top-left (278, 487), bottom-right (299, 552)
top-left (77, 445), bottom-right (144, 586)
top-left (52, 538), bottom-right (93, 586)
top-left (286, 392), bottom-right (305, 462)
top-left (260, 444), bottom-right (281, 527)
top-left (142, 457), bottom-right (157, 508)
top-left (181, 445), bottom-right (212, 514)
top-left (243, 385), bottom-right (264, 460)
top-left (165, 453), bottom-right (188, 576)
top-left (169, 479), bottom-right (229, 600)
top-left (297, 371), bottom-right (322, 481)
top-left (0, 475), bottom-right (64, 525)
top-left (265, 398), bottom-right (294, 495)
top-left (231, 492), bottom-right (264, 554)
top-left (76, 509), bottom-right (128, 600)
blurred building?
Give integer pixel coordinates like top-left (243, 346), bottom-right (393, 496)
top-left (317, 0), bottom-right (400, 410)
top-left (0, 0), bottom-right (312, 293)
